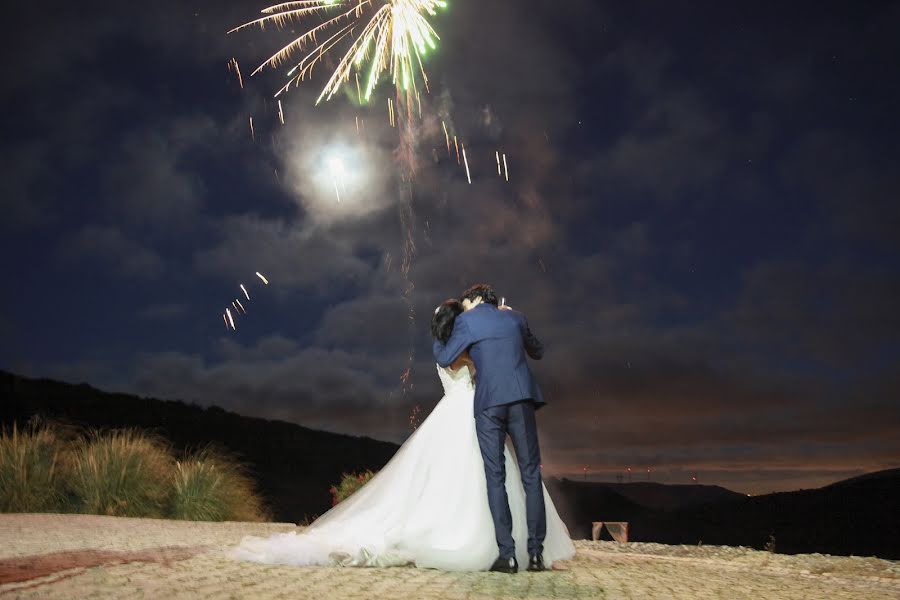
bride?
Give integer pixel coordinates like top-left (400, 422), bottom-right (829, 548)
top-left (230, 300), bottom-right (575, 571)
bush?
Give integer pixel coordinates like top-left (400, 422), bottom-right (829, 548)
top-left (169, 447), bottom-right (268, 522)
top-left (329, 470), bottom-right (376, 506)
top-left (0, 422), bottom-right (66, 512)
top-left (0, 420), bottom-right (270, 522)
top-left (66, 429), bottom-right (172, 518)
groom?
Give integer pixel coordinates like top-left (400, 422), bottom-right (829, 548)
top-left (433, 283), bottom-right (548, 573)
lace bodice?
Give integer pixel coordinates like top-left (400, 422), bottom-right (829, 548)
top-left (437, 363), bottom-right (475, 395)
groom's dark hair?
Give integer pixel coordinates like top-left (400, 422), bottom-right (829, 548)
top-left (461, 283), bottom-right (498, 306)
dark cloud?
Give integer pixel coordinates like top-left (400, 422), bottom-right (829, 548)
top-left (57, 225), bottom-right (165, 279)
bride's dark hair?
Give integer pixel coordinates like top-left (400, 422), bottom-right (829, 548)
top-left (431, 299), bottom-right (462, 343)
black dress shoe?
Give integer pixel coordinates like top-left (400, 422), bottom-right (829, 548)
top-left (527, 554), bottom-right (547, 572)
top-left (489, 556), bottom-right (518, 574)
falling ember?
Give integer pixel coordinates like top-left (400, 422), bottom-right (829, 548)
top-left (256, 272), bottom-right (269, 285)
top-left (453, 135), bottom-right (460, 164)
top-left (442, 121), bottom-right (451, 155)
top-left (240, 284), bottom-right (250, 300)
top-left (502, 153), bottom-right (509, 182)
top-left (235, 298), bottom-right (247, 314)
top-left (461, 142), bottom-right (471, 184)
top-left (249, 116), bottom-right (255, 141)
top-left (400, 367), bottom-right (411, 385)
top-left (408, 404), bottom-right (422, 431)
top-left (388, 97), bottom-right (395, 128)
top-left (232, 300), bottom-right (240, 312)
top-left (223, 314), bottom-right (229, 329)
top-left (277, 100), bottom-right (285, 124)
top-left (495, 151), bottom-right (501, 176)
top-left (225, 308), bottom-right (236, 330)
top-left (227, 57), bottom-right (244, 89)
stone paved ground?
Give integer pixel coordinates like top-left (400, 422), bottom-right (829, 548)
top-left (1, 514), bottom-right (898, 599)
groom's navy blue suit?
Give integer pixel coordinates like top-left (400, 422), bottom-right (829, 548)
top-left (433, 303), bottom-right (547, 561)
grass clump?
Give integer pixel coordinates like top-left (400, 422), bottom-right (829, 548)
top-left (66, 429), bottom-right (172, 518)
top-left (170, 447), bottom-right (267, 522)
top-left (1, 420), bottom-right (269, 522)
top-left (0, 422), bottom-right (66, 512)
top-left (329, 470), bottom-right (376, 506)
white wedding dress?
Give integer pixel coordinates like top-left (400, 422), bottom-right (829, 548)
top-left (230, 364), bottom-right (576, 571)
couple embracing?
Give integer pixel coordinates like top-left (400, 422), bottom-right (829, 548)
top-left (232, 284), bottom-right (575, 572)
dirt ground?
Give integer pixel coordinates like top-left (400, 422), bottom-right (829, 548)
top-left (1, 514), bottom-right (898, 599)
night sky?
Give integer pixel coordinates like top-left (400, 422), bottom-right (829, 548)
top-left (3, 1), bottom-right (899, 495)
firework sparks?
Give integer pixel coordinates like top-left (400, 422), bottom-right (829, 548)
top-left (442, 121), bottom-right (450, 155)
top-left (240, 284), bottom-right (250, 300)
top-left (277, 99), bottom-right (285, 124)
top-left (495, 150), bottom-right (501, 176)
top-left (256, 271), bottom-right (270, 285)
top-left (230, 0), bottom-right (448, 105)
top-left (461, 141), bottom-right (471, 184)
top-left (453, 135), bottom-right (459, 164)
top-left (225, 308), bottom-right (236, 330)
top-left (235, 298), bottom-right (247, 314)
top-left (227, 57), bottom-right (244, 89)
top-left (408, 403), bottom-right (422, 431)
top-left (249, 116), bottom-right (255, 141)
top-left (502, 153), bottom-right (509, 181)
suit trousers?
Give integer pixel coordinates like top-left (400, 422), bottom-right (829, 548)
top-left (474, 400), bottom-right (546, 559)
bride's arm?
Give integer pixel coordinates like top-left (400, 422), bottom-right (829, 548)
top-left (449, 351), bottom-right (476, 377)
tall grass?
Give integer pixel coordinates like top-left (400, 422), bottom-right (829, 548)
top-left (66, 429), bottom-right (172, 518)
top-left (169, 448), bottom-right (267, 522)
top-left (0, 422), bottom-right (269, 521)
top-left (0, 423), bottom-right (65, 512)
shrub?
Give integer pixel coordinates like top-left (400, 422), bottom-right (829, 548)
top-left (0, 422), bottom-right (66, 512)
top-left (66, 429), bottom-right (171, 518)
top-left (169, 447), bottom-right (268, 522)
top-left (329, 470), bottom-right (376, 506)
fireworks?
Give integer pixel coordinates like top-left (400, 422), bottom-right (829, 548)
top-left (221, 273), bottom-right (271, 331)
top-left (408, 403), bottom-right (422, 431)
top-left (229, 0), bottom-right (448, 105)
top-left (442, 121), bottom-right (451, 155)
top-left (461, 141), bottom-right (471, 184)
top-left (227, 57), bottom-right (244, 89)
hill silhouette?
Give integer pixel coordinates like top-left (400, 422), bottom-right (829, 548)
top-left (2, 370), bottom-right (898, 558)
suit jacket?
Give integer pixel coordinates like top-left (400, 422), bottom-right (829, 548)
top-left (433, 303), bottom-right (545, 413)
